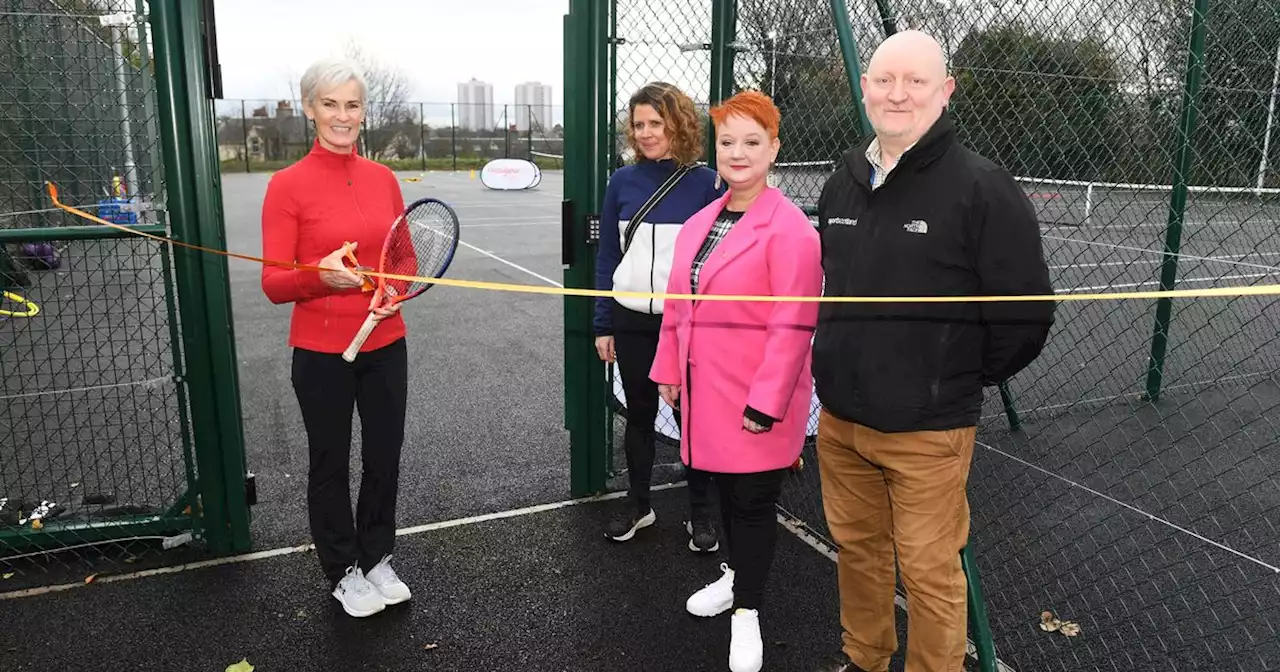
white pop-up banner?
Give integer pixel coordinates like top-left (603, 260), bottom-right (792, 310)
top-left (480, 158), bottom-right (541, 190)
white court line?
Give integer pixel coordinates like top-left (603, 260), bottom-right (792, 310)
top-left (976, 439), bottom-right (1280, 574)
top-left (0, 483), bottom-right (687, 601)
top-left (463, 215), bottom-right (559, 224)
top-left (464, 220), bottom-right (559, 229)
top-left (1042, 219), bottom-right (1280, 230)
top-left (448, 202), bottom-right (558, 209)
top-left (465, 222), bottom-right (559, 229)
top-left (1051, 251), bottom-right (1280, 270)
top-left (0, 377), bottom-right (170, 401)
top-left (980, 371), bottom-right (1272, 420)
top-left (1058, 271), bottom-right (1277, 293)
top-left (1044, 234), bottom-right (1280, 273)
top-left (458, 240), bottom-right (564, 288)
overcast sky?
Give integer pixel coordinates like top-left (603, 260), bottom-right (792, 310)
top-left (211, 0), bottom-right (568, 105)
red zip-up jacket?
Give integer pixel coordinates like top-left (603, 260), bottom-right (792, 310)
top-left (260, 140), bottom-right (407, 354)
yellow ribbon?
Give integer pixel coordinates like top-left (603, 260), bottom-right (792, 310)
top-left (43, 181), bottom-right (1280, 304)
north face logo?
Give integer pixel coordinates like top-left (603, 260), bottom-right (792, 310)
top-left (829, 217), bottom-right (858, 227)
top-left (904, 220), bottom-right (928, 234)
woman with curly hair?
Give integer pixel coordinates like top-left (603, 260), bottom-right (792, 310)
top-left (594, 81), bottom-right (725, 551)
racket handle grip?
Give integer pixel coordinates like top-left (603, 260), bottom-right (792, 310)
top-left (342, 312), bottom-right (379, 362)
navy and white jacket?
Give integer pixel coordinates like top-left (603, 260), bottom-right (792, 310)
top-left (593, 158), bottom-right (724, 336)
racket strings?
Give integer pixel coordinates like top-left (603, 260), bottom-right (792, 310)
top-left (383, 202), bottom-right (457, 295)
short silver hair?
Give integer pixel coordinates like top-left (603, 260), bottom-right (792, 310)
top-left (300, 57), bottom-right (367, 105)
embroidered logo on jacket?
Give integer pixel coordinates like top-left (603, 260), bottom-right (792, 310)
top-left (829, 217), bottom-right (858, 227)
top-left (903, 219), bottom-right (928, 234)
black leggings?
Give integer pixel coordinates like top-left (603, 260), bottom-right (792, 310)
top-left (291, 338), bottom-right (407, 585)
top-left (699, 467), bottom-right (786, 610)
top-left (612, 302), bottom-right (712, 518)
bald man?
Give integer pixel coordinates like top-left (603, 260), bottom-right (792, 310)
top-left (811, 31), bottom-right (1053, 672)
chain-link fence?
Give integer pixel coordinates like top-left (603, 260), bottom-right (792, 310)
top-left (213, 99), bottom-right (566, 173)
top-left (1, 0), bottom-right (200, 586)
top-left (601, 0), bottom-right (1279, 669)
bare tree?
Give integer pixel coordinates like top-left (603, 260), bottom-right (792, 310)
top-left (342, 39), bottom-right (414, 160)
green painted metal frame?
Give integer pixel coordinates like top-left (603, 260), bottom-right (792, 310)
top-left (829, 2), bottom-right (998, 669)
top-left (563, 0), bottom-right (612, 497)
top-left (152, 0), bottom-right (251, 554)
top-left (706, 0), bottom-right (739, 168)
top-left (1144, 0), bottom-right (1212, 402)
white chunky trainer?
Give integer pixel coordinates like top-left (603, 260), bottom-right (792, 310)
top-left (729, 608), bottom-right (764, 672)
top-left (686, 562), bottom-right (735, 617)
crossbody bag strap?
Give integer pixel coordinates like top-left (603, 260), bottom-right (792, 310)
top-left (622, 163), bottom-right (697, 254)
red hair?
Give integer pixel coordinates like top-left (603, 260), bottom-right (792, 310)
top-left (708, 89), bottom-right (780, 138)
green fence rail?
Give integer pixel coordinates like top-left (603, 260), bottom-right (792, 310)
top-left (566, 0), bottom-right (1280, 669)
top-left (1, 0), bottom-right (250, 586)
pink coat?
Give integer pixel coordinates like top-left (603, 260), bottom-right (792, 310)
top-left (649, 187), bottom-right (823, 474)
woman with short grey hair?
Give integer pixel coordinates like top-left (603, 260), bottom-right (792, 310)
top-left (260, 56), bottom-right (413, 618)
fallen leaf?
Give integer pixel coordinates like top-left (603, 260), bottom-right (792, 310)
top-left (84, 574), bottom-right (96, 584)
top-left (1038, 610), bottom-right (1081, 637)
top-left (30, 519), bottom-right (42, 530)
top-left (423, 643), bottom-right (438, 651)
top-left (2, 573), bottom-right (13, 580)
top-left (226, 660), bottom-right (255, 672)
top-left (70, 482), bottom-right (80, 488)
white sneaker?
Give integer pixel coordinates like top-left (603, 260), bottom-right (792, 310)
top-left (332, 565), bottom-right (386, 618)
top-left (366, 554), bottom-right (412, 605)
top-left (686, 562), bottom-right (735, 617)
top-left (729, 608), bottom-right (764, 672)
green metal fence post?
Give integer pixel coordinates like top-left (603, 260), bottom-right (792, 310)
top-left (873, 0), bottom-right (899, 36)
top-left (151, 0), bottom-right (229, 554)
top-left (563, 0), bottom-right (610, 497)
top-left (151, 0), bottom-right (251, 553)
top-left (829, 0), bottom-right (872, 137)
top-left (706, 0), bottom-right (739, 167)
top-left (179, 0), bottom-right (251, 551)
top-left (1144, 0), bottom-right (1212, 403)
top-left (962, 545), bottom-right (997, 672)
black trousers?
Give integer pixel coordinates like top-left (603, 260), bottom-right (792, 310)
top-left (612, 302), bottom-right (711, 519)
top-left (695, 467), bottom-right (786, 610)
top-left (291, 337), bottom-right (407, 585)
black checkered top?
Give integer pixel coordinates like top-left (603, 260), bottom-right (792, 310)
top-left (690, 208), bottom-right (744, 294)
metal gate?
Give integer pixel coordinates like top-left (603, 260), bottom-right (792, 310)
top-left (1, 0), bottom-right (250, 585)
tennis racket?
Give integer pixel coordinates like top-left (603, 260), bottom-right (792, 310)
top-left (341, 197), bottom-right (460, 362)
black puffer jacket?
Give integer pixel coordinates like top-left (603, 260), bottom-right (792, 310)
top-left (813, 111), bottom-right (1055, 433)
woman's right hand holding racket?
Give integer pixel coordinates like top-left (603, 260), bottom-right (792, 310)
top-left (318, 242), bottom-right (366, 290)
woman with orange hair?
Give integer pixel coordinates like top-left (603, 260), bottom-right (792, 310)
top-left (650, 90), bottom-right (823, 672)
